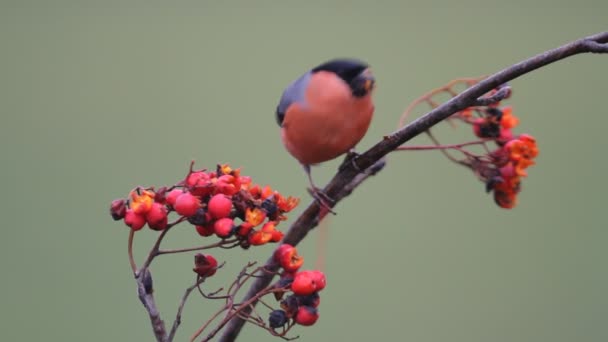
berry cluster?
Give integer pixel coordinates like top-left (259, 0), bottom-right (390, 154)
top-left (458, 102), bottom-right (539, 208)
top-left (268, 244), bottom-right (326, 328)
top-left (110, 163), bottom-right (299, 248)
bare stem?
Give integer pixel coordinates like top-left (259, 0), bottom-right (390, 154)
top-left (167, 277), bottom-right (206, 341)
top-left (128, 229), bottom-right (137, 275)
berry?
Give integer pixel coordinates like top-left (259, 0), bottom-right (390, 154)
top-left (129, 189), bottom-right (155, 215)
top-left (291, 271), bottom-right (316, 296)
top-left (295, 306), bottom-right (319, 326)
top-left (195, 224), bottom-right (214, 237)
top-left (248, 230), bottom-right (273, 245)
top-left (193, 253), bottom-right (218, 277)
top-left (213, 218), bottom-right (234, 238)
top-left (274, 244), bottom-right (294, 263)
top-left (268, 310), bottom-right (288, 329)
top-left (208, 194), bottom-right (233, 219)
top-left (297, 292), bottom-right (320, 308)
top-left (237, 222), bottom-right (254, 237)
top-left (110, 199), bottom-right (126, 220)
top-left (174, 192), bottom-right (200, 217)
top-left (186, 171), bottom-right (212, 196)
top-left (309, 270), bottom-right (326, 292)
top-left (124, 209), bottom-right (146, 231)
top-left (215, 175), bottom-right (240, 195)
top-left (165, 189), bottom-right (183, 207)
top-left (146, 202), bottom-right (168, 231)
top-left (277, 245), bottom-right (304, 272)
top-left (187, 208), bottom-right (209, 226)
top-left (154, 186), bottom-right (168, 204)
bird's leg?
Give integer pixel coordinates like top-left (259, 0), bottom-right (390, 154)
top-left (303, 165), bottom-right (336, 215)
top-left (338, 149), bottom-right (362, 172)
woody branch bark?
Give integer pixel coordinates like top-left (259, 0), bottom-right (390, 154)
top-left (218, 31), bottom-right (608, 342)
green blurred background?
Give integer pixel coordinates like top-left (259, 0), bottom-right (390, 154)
top-left (1, 1), bottom-right (606, 341)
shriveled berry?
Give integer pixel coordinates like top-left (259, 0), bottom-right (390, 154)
top-left (261, 198), bottom-right (278, 216)
top-left (146, 202), bottom-right (168, 231)
top-left (110, 199), bottom-right (126, 220)
top-left (193, 253), bottom-right (218, 277)
top-left (213, 217), bottom-right (234, 238)
top-left (124, 209), bottom-right (146, 231)
top-left (297, 292), bottom-right (320, 308)
top-left (295, 306), bottom-right (319, 326)
top-left (155, 186), bottom-right (168, 204)
top-left (280, 295), bottom-right (299, 317)
top-left (187, 208), bottom-right (208, 226)
top-left (268, 310), bottom-right (288, 329)
top-left (208, 194), bottom-right (232, 219)
top-left (174, 192), bottom-right (200, 217)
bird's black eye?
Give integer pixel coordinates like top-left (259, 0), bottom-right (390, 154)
top-left (276, 106), bottom-right (285, 126)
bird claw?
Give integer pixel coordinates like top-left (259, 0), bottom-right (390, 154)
top-left (307, 187), bottom-right (337, 215)
top-left (338, 151), bottom-right (362, 172)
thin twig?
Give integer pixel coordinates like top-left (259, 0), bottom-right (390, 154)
top-left (128, 229), bottom-right (137, 275)
top-left (167, 277), bottom-right (206, 341)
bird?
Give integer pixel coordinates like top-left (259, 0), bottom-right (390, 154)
top-left (275, 58), bottom-right (376, 207)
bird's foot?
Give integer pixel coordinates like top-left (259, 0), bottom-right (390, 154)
top-left (307, 187), bottom-right (337, 215)
top-left (338, 150), bottom-right (362, 172)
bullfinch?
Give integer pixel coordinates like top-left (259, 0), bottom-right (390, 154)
top-left (276, 58), bottom-right (376, 204)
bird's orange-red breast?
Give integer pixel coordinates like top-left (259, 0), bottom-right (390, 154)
top-left (276, 59), bottom-right (375, 170)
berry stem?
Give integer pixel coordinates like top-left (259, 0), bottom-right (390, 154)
top-left (157, 239), bottom-right (239, 255)
top-left (128, 229), bottom-right (137, 275)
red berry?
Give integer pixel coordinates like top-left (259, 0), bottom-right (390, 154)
top-left (174, 192), bottom-right (200, 217)
top-left (291, 271), bottom-right (316, 296)
top-left (309, 271), bottom-right (326, 292)
top-left (213, 218), bottom-right (234, 238)
top-left (193, 253), bottom-right (218, 277)
top-left (271, 230), bottom-right (284, 242)
top-left (215, 175), bottom-right (239, 195)
top-left (278, 246), bottom-right (304, 272)
top-left (186, 171), bottom-right (212, 196)
top-left (237, 222), bottom-right (254, 237)
top-left (274, 244), bottom-right (294, 263)
top-left (110, 199), bottom-right (126, 220)
top-left (208, 194), bottom-right (233, 219)
top-left (165, 189), bottom-right (183, 207)
top-left (295, 306), bottom-right (319, 326)
top-left (195, 224), bottom-right (214, 237)
top-left (154, 186), bottom-right (168, 204)
top-left (124, 209), bottom-right (146, 231)
top-left (146, 202), bottom-right (168, 231)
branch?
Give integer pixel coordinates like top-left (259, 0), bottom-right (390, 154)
top-left (218, 31), bottom-right (608, 341)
